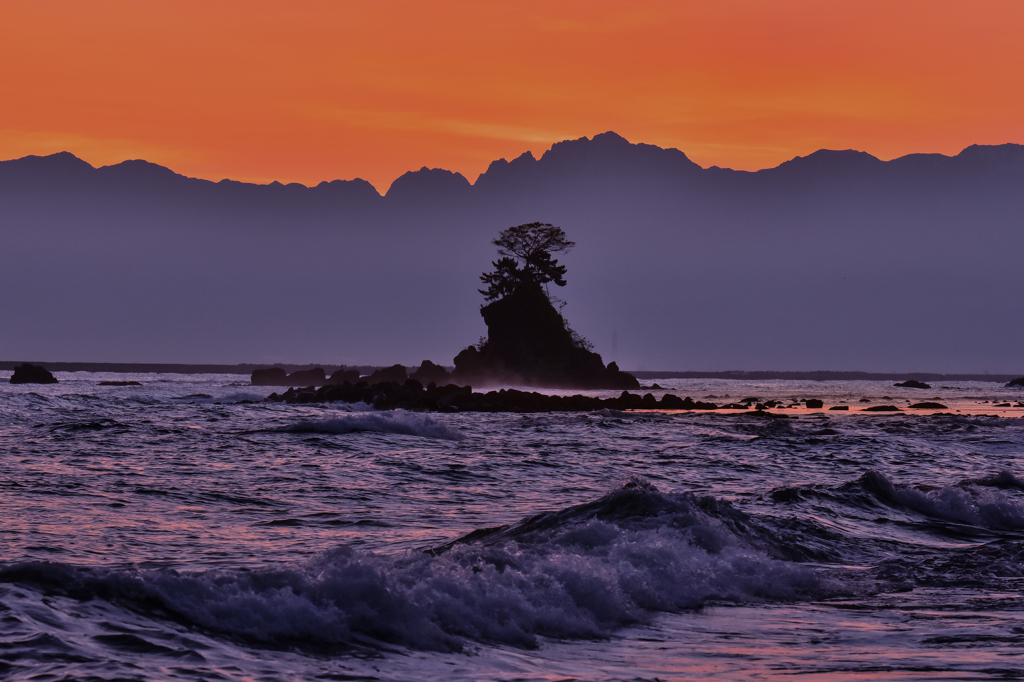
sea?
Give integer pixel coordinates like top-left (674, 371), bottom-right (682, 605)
top-left (2, 371), bottom-right (1024, 681)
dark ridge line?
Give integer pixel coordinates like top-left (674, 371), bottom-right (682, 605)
top-left (0, 362), bottom-right (1016, 383)
top-left (630, 371), bottom-right (1020, 383)
top-left (0, 361), bottom-right (386, 375)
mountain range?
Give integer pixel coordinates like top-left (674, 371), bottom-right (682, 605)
top-left (1, 132), bottom-right (1021, 372)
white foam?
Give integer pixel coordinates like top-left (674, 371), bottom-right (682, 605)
top-left (867, 471), bottom-right (1024, 529)
top-left (282, 411), bottom-right (464, 441)
top-left (12, 488), bottom-right (822, 652)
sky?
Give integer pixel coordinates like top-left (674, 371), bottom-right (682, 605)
top-left (1, 1), bottom-right (1023, 192)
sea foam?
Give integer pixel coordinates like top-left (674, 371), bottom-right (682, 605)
top-left (0, 482), bottom-right (822, 652)
top-left (281, 411), bottom-right (464, 441)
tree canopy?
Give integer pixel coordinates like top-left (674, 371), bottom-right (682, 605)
top-left (479, 222), bottom-right (574, 301)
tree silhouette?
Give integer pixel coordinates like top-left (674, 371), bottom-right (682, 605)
top-left (479, 222), bottom-right (574, 301)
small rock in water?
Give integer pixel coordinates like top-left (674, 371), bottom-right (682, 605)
top-left (895, 380), bottom-right (931, 389)
top-left (99, 380), bottom-right (142, 386)
top-left (829, 405), bottom-right (849, 410)
top-left (10, 363), bottom-right (58, 384)
top-left (908, 402), bottom-right (948, 409)
top-left (805, 399), bottom-right (824, 409)
top-left (864, 405), bottom-right (901, 411)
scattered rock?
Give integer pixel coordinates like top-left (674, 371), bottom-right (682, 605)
top-left (9, 363), bottom-right (58, 384)
top-left (265, 381), bottom-right (730, 412)
top-left (863, 405), bottom-right (901, 412)
top-left (895, 380), bottom-right (931, 389)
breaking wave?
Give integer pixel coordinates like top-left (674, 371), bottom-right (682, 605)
top-left (280, 411), bottom-right (464, 441)
top-left (0, 480), bottom-right (822, 652)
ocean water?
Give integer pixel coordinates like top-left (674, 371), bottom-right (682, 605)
top-left (2, 372), bottom-right (1024, 681)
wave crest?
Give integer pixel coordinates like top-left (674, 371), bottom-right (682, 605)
top-left (281, 412), bottom-right (463, 441)
top-left (0, 482), bottom-right (822, 652)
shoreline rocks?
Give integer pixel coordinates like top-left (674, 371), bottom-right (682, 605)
top-left (266, 381), bottom-right (726, 412)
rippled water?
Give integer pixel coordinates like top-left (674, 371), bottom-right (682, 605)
top-left (2, 372), bottom-right (1024, 680)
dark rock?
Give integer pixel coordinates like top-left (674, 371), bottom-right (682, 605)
top-left (10, 363), bottom-right (57, 384)
top-left (252, 367), bottom-right (328, 387)
top-left (1007, 377), bottom-right (1024, 388)
top-left (366, 364), bottom-right (408, 385)
top-left (828, 405), bottom-right (849, 411)
top-left (863, 405), bottom-right (901, 411)
top-left (895, 380), bottom-right (931, 389)
top-left (410, 360), bottom-right (451, 386)
top-left (251, 367), bottom-right (287, 386)
top-left (287, 368), bottom-right (326, 386)
top-left (98, 380), bottom-right (142, 386)
top-left (907, 402), bottom-right (948, 409)
top-left (661, 394), bottom-right (686, 409)
top-left (805, 399), bottom-right (824, 409)
top-left (452, 282), bottom-right (638, 390)
top-left (330, 367), bottom-right (360, 383)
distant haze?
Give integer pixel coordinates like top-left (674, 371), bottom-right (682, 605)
top-left (1, 132), bottom-right (1021, 374)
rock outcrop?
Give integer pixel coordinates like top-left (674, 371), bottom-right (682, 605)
top-left (365, 364), bottom-right (408, 385)
top-left (894, 380), bottom-right (931, 389)
top-left (410, 360), bottom-right (452, 386)
top-left (330, 367), bottom-right (361, 384)
top-left (9, 363), bottom-right (58, 384)
top-left (452, 282), bottom-right (638, 389)
top-left (251, 367), bottom-right (328, 387)
top-left (1007, 377), bottom-right (1024, 388)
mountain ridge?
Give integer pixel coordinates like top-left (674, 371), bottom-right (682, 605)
top-left (3, 132), bottom-right (1022, 198)
top-left (0, 131), bottom-right (1021, 371)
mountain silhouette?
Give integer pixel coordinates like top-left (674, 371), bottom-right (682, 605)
top-left (1, 133), bottom-right (1021, 372)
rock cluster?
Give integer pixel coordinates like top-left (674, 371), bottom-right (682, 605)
top-left (9, 363), bottom-right (58, 384)
top-left (268, 381), bottom-right (725, 412)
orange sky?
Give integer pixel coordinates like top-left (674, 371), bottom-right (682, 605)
top-left (1, 1), bottom-right (1022, 191)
